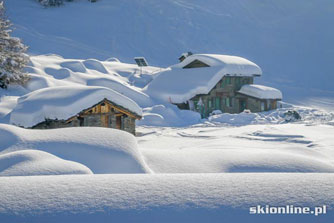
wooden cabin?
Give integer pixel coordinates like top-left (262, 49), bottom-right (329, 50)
top-left (32, 98), bottom-right (141, 135)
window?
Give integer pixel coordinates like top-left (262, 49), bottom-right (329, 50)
top-left (267, 100), bottom-right (272, 110)
top-left (236, 77), bottom-right (241, 85)
top-left (208, 99), bottom-right (212, 108)
top-left (261, 102), bottom-right (265, 111)
top-left (226, 77), bottom-right (232, 85)
top-left (225, 97), bottom-right (232, 107)
top-left (215, 97), bottom-right (221, 110)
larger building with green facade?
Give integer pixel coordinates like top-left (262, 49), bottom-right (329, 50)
top-left (146, 54), bottom-right (282, 118)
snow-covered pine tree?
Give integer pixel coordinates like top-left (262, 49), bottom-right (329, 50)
top-left (0, 1), bottom-right (29, 89)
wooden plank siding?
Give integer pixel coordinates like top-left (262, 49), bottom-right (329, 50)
top-left (32, 98), bottom-right (140, 135)
top-left (174, 76), bottom-right (281, 118)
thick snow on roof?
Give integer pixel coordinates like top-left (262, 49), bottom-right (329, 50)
top-left (173, 54), bottom-right (262, 71)
top-left (145, 54), bottom-right (262, 103)
top-left (238, 84), bottom-right (283, 99)
top-left (9, 86), bottom-right (142, 128)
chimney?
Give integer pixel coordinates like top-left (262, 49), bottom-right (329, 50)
top-left (178, 51), bottom-right (193, 62)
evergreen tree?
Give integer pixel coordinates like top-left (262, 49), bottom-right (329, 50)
top-left (0, 1), bottom-right (28, 89)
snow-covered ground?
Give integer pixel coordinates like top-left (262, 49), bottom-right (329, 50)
top-left (137, 123), bottom-right (334, 173)
top-left (5, 0), bottom-right (334, 109)
top-left (0, 124), bottom-right (150, 174)
top-left (0, 53), bottom-right (333, 222)
top-left (1, 0), bottom-right (334, 221)
top-left (0, 174), bottom-right (333, 223)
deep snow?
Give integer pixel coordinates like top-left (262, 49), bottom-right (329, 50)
top-left (0, 150), bottom-right (92, 176)
top-left (0, 1), bottom-right (333, 221)
top-left (0, 124), bottom-right (150, 174)
top-left (5, 0), bottom-right (334, 109)
top-left (0, 173), bottom-right (333, 223)
top-left (9, 85), bottom-right (142, 128)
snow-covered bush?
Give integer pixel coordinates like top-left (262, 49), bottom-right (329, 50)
top-left (0, 2), bottom-right (29, 89)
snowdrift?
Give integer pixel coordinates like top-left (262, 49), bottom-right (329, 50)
top-left (6, 0), bottom-right (334, 109)
top-left (0, 124), bottom-right (150, 174)
top-left (0, 150), bottom-right (92, 176)
top-left (0, 174), bottom-right (333, 223)
top-left (138, 124), bottom-right (334, 173)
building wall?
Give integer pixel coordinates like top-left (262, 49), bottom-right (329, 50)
top-left (31, 101), bottom-right (138, 135)
top-left (188, 76), bottom-right (253, 117)
top-left (176, 76), bottom-right (279, 118)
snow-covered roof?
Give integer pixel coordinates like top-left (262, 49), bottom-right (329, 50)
top-left (238, 84), bottom-right (282, 100)
top-left (145, 54), bottom-right (262, 103)
top-left (9, 86), bottom-right (142, 128)
top-left (173, 54), bottom-right (263, 71)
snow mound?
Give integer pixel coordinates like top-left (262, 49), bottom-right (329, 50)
top-left (86, 77), bottom-right (152, 107)
top-left (83, 59), bottom-right (108, 73)
top-left (0, 174), bottom-right (333, 223)
top-left (44, 67), bottom-right (71, 80)
top-left (208, 106), bottom-right (334, 126)
top-left (138, 123), bottom-right (334, 173)
top-left (0, 150), bottom-right (92, 176)
top-left (60, 61), bottom-right (87, 73)
top-left (0, 124), bottom-right (150, 174)
top-left (145, 54), bottom-right (262, 103)
top-left (138, 104), bottom-right (201, 127)
top-left (9, 85), bottom-right (142, 128)
top-left (105, 57), bottom-right (120, 62)
top-left (238, 84), bottom-right (282, 99)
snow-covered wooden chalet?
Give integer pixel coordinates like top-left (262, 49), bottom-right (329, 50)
top-left (146, 54), bottom-right (282, 118)
top-left (9, 86), bottom-right (142, 135)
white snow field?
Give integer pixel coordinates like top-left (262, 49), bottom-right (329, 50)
top-left (1, 0), bottom-right (334, 221)
top-left (0, 174), bottom-right (333, 223)
top-left (5, 0), bottom-right (334, 109)
top-left (0, 150), bottom-right (92, 176)
top-left (137, 123), bottom-right (334, 173)
top-left (0, 54), bottom-right (333, 222)
top-left (0, 124), bottom-right (150, 174)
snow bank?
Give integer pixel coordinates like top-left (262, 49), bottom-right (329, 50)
top-left (238, 84), bottom-right (282, 99)
top-left (0, 174), bottom-right (333, 223)
top-left (138, 124), bottom-right (334, 173)
top-left (208, 106), bottom-right (334, 126)
top-left (145, 54), bottom-right (262, 103)
top-left (83, 59), bottom-right (108, 74)
top-left (0, 124), bottom-right (150, 174)
top-left (9, 85), bottom-right (142, 128)
top-left (60, 61), bottom-right (87, 73)
top-left (138, 104), bottom-right (201, 127)
top-left (0, 150), bottom-right (92, 176)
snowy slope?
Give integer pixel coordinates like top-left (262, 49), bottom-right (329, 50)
top-left (137, 123), bottom-right (334, 173)
top-left (5, 0), bottom-right (334, 109)
top-left (0, 174), bottom-right (333, 223)
top-left (0, 124), bottom-right (151, 174)
top-left (0, 150), bottom-right (92, 176)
